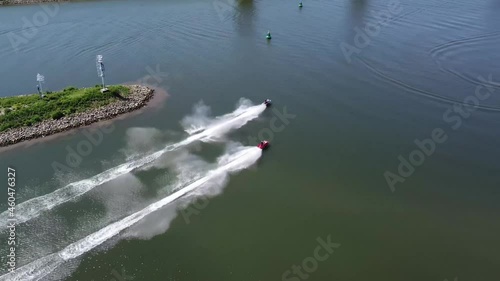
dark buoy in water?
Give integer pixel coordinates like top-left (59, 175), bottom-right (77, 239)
top-left (266, 31), bottom-right (272, 40)
top-left (299, 2), bottom-right (303, 8)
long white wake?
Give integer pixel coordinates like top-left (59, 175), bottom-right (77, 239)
top-left (0, 147), bottom-right (262, 281)
top-left (0, 100), bottom-right (266, 230)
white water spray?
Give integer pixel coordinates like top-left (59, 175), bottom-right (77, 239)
top-left (0, 146), bottom-right (262, 281)
top-left (181, 100), bottom-right (212, 134)
top-left (0, 99), bottom-right (266, 230)
top-left (182, 98), bottom-right (255, 135)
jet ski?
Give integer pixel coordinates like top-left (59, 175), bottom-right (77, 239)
top-left (264, 99), bottom-right (272, 107)
top-left (257, 140), bottom-right (269, 149)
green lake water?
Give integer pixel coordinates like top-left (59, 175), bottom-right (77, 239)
top-left (0, 0), bottom-right (499, 280)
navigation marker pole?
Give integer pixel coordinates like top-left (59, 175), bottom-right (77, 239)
top-left (96, 55), bottom-right (109, 93)
top-left (36, 73), bottom-right (45, 98)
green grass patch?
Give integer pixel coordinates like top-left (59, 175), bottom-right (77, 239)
top-left (0, 85), bottom-right (130, 132)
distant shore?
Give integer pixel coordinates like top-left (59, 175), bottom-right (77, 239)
top-left (0, 85), bottom-right (154, 147)
top-left (0, 0), bottom-right (64, 5)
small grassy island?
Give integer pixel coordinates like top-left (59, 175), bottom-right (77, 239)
top-left (0, 84), bottom-right (154, 147)
top-left (0, 85), bottom-right (129, 131)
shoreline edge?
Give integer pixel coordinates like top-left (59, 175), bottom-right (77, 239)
top-left (0, 85), bottom-right (154, 147)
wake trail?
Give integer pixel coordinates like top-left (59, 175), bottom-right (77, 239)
top-left (182, 99), bottom-right (254, 135)
top-left (0, 147), bottom-right (262, 281)
top-left (0, 101), bottom-right (266, 230)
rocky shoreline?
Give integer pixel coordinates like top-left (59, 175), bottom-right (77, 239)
top-left (0, 0), bottom-right (64, 5)
top-left (0, 85), bottom-right (154, 147)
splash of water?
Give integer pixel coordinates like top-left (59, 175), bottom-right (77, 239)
top-left (0, 99), bottom-right (266, 230)
top-left (181, 100), bottom-right (212, 134)
top-left (0, 146), bottom-right (262, 281)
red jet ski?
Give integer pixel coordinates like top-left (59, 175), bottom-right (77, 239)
top-left (264, 99), bottom-right (272, 107)
top-left (257, 140), bottom-right (269, 149)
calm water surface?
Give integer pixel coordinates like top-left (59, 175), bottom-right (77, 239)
top-left (0, 0), bottom-right (499, 280)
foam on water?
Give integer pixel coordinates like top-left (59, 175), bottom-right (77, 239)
top-left (182, 98), bottom-right (255, 134)
top-left (0, 99), bottom-right (266, 230)
top-left (0, 146), bottom-right (262, 281)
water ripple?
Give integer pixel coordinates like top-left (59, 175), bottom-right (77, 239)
top-left (359, 57), bottom-right (500, 112)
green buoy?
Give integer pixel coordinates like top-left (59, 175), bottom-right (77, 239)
top-left (266, 31), bottom-right (272, 39)
top-left (299, 2), bottom-right (303, 7)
